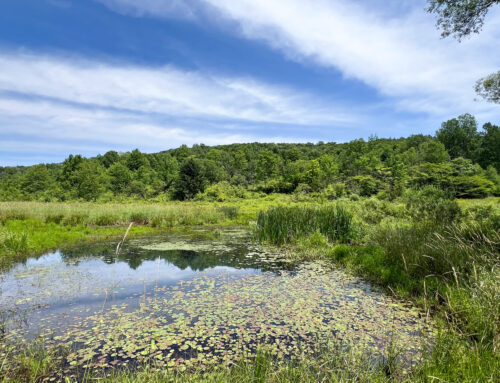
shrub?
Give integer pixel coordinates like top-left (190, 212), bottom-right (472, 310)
top-left (294, 183), bottom-right (313, 195)
top-left (94, 214), bottom-right (118, 226)
top-left (63, 213), bottom-right (87, 226)
top-left (196, 182), bottom-right (246, 202)
top-left (404, 186), bottom-right (461, 224)
top-left (2, 233), bottom-right (29, 254)
top-left (44, 214), bottom-right (64, 224)
top-left (351, 175), bottom-right (379, 197)
top-left (218, 206), bottom-right (239, 220)
top-left (321, 183), bottom-right (347, 200)
top-left (451, 176), bottom-right (495, 198)
top-left (129, 212), bottom-right (149, 225)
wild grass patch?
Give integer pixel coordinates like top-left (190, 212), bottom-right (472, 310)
top-left (256, 205), bottom-right (355, 245)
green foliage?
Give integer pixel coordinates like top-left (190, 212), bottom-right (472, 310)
top-left (196, 181), bottom-right (247, 202)
top-left (321, 183), bottom-right (347, 200)
top-left (126, 149), bottom-right (149, 171)
top-left (351, 175), bottom-right (379, 197)
top-left (477, 122), bottom-right (500, 170)
top-left (418, 140), bottom-right (449, 163)
top-left (174, 157), bottom-right (206, 200)
top-left (72, 161), bottom-right (108, 201)
top-left (20, 164), bottom-right (53, 196)
top-left (436, 113), bottom-right (480, 159)
top-left (475, 70), bottom-right (500, 104)
top-left (108, 163), bottom-right (132, 194)
top-left (1, 119), bottom-right (498, 202)
top-left (427, 0), bottom-right (500, 40)
top-left (2, 233), bottom-right (29, 254)
top-left (99, 150), bottom-right (120, 168)
top-left (256, 205), bottom-right (355, 245)
top-left (404, 186), bottom-right (461, 223)
top-left (452, 175), bottom-right (495, 198)
top-left (256, 150), bottom-right (283, 181)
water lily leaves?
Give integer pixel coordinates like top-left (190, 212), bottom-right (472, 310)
top-left (1, 229), bottom-right (434, 375)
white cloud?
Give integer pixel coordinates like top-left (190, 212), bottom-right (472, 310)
top-left (207, 0), bottom-right (499, 115)
top-left (0, 53), bottom-right (354, 126)
top-left (0, 55), bottom-right (340, 165)
top-left (98, 0), bottom-right (500, 118)
top-left (0, 96), bottom-right (300, 165)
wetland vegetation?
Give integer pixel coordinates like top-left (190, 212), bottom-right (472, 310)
top-left (1, 127), bottom-right (499, 382)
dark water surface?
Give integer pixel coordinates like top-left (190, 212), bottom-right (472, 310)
top-left (0, 228), bottom-right (433, 371)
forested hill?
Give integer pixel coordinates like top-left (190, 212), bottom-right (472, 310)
top-left (1, 114), bottom-right (499, 202)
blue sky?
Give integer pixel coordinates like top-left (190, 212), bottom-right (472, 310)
top-left (1, 0), bottom-right (499, 166)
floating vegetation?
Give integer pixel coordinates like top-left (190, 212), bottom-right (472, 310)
top-left (139, 240), bottom-right (232, 253)
top-left (0, 229), bottom-right (434, 378)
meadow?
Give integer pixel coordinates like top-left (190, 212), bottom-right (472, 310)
top-left (0, 194), bottom-right (498, 382)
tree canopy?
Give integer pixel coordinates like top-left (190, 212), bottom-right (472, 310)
top-left (1, 114), bottom-right (498, 202)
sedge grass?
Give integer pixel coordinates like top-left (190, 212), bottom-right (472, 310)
top-left (256, 205), bottom-right (355, 245)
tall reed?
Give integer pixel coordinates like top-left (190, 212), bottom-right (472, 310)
top-left (256, 205), bottom-right (354, 245)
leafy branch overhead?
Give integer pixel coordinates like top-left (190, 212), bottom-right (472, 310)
top-left (427, 0), bottom-right (500, 40)
top-left (427, 1), bottom-right (500, 104)
top-left (475, 71), bottom-right (500, 104)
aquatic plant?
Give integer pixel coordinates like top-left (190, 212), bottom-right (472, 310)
top-left (256, 205), bottom-right (355, 245)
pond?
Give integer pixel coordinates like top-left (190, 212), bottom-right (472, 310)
top-left (0, 228), bottom-right (433, 373)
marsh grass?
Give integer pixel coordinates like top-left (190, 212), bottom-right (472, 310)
top-left (256, 205), bottom-right (355, 245)
top-left (0, 201), bottom-right (252, 268)
top-left (0, 202), bottom-right (226, 227)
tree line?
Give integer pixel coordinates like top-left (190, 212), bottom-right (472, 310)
top-left (1, 114), bottom-right (499, 202)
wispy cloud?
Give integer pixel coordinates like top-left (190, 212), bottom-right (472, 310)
top-left (97, 0), bottom-right (500, 118)
top-left (0, 52), bottom-right (356, 164)
top-left (95, 0), bottom-right (199, 19)
top-left (0, 53), bottom-right (354, 126)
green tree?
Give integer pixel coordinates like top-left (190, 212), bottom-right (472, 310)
top-left (418, 140), bottom-right (450, 163)
top-left (99, 151), bottom-right (120, 168)
top-left (108, 163), bottom-right (131, 194)
top-left (60, 154), bottom-right (84, 188)
top-left (21, 164), bottom-right (53, 195)
top-left (174, 157), bottom-right (206, 200)
top-left (149, 153), bottom-right (179, 189)
top-left (256, 150), bottom-right (282, 181)
top-left (351, 175), bottom-right (379, 197)
top-left (436, 114), bottom-right (480, 159)
top-left (477, 122), bottom-right (500, 170)
top-left (126, 149), bottom-right (148, 171)
top-left (72, 161), bottom-right (107, 201)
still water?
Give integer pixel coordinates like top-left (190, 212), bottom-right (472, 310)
top-left (0, 228), bottom-right (432, 371)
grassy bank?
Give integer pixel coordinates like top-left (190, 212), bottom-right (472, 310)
top-left (255, 202), bottom-right (499, 382)
top-left (0, 200), bottom-right (254, 269)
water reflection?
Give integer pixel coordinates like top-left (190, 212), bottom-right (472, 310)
top-left (0, 229), bottom-right (434, 372)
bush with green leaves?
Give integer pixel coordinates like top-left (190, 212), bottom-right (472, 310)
top-left (404, 186), bottom-right (461, 224)
top-left (196, 181), bottom-right (247, 202)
